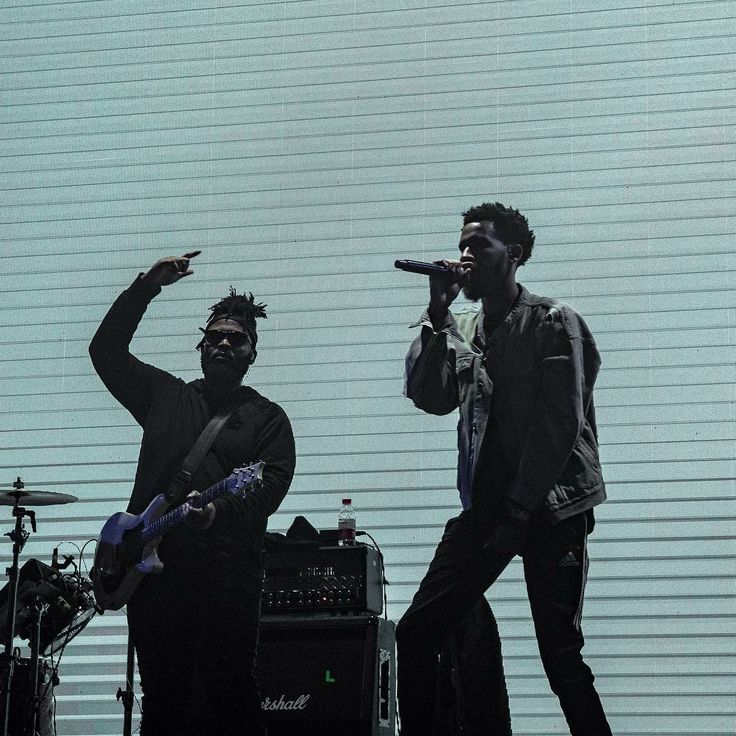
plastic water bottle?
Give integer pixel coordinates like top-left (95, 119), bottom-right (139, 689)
top-left (338, 498), bottom-right (356, 546)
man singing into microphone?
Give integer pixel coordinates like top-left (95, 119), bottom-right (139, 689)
top-left (397, 202), bottom-right (613, 735)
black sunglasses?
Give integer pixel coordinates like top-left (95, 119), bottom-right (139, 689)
top-left (202, 330), bottom-right (250, 348)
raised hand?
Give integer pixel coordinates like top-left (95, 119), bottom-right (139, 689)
top-left (141, 250), bottom-right (201, 287)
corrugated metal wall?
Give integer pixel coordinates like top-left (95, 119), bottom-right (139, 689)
top-left (1, 1), bottom-right (734, 734)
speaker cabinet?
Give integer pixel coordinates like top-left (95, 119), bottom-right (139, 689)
top-left (258, 615), bottom-right (396, 736)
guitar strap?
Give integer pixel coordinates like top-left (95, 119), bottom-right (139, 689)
top-left (164, 399), bottom-right (245, 506)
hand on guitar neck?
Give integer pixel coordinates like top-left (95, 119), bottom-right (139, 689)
top-left (91, 462), bottom-right (264, 611)
top-left (182, 490), bottom-right (216, 530)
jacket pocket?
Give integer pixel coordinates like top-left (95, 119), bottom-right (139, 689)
top-left (555, 429), bottom-right (602, 501)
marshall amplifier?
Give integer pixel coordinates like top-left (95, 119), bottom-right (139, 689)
top-left (258, 615), bottom-right (396, 736)
top-left (262, 543), bottom-right (383, 615)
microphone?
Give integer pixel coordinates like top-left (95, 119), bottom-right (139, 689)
top-left (394, 259), bottom-right (455, 277)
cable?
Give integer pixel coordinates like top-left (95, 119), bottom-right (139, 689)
top-left (56, 538), bottom-right (97, 577)
top-left (58, 539), bottom-right (145, 729)
top-left (356, 531), bottom-right (390, 620)
top-left (39, 538), bottom-right (99, 735)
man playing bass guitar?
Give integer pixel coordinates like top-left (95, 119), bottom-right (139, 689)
top-left (89, 252), bottom-right (296, 736)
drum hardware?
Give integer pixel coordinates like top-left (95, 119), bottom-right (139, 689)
top-left (0, 480), bottom-right (78, 509)
top-left (0, 656), bottom-right (55, 736)
top-left (0, 559), bottom-right (98, 656)
top-left (0, 477), bottom-right (86, 736)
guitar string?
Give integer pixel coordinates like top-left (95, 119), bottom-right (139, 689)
top-left (125, 469), bottom-right (257, 551)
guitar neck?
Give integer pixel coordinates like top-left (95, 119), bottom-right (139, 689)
top-left (141, 477), bottom-right (233, 544)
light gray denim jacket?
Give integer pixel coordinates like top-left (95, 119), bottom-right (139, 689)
top-left (405, 285), bottom-right (606, 523)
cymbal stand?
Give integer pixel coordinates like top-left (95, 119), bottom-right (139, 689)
top-left (2, 478), bottom-right (36, 736)
top-left (27, 596), bottom-right (49, 736)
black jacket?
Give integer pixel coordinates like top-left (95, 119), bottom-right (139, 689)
top-left (405, 285), bottom-right (605, 522)
top-left (89, 276), bottom-right (296, 575)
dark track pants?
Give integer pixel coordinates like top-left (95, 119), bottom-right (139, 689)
top-left (396, 510), bottom-right (612, 736)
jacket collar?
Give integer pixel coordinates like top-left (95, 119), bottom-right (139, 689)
top-left (472, 283), bottom-right (528, 346)
top-left (481, 283), bottom-right (528, 326)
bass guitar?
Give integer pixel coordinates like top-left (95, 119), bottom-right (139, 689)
top-left (91, 462), bottom-right (264, 611)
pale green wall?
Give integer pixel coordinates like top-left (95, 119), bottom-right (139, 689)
top-left (1, 1), bottom-right (734, 733)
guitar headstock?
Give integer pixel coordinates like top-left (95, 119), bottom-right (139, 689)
top-left (230, 461), bottom-right (265, 495)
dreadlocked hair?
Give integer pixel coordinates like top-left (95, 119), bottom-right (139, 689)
top-left (462, 202), bottom-right (535, 265)
top-left (205, 287), bottom-right (267, 344)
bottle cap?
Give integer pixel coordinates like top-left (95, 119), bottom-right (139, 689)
top-left (342, 498), bottom-right (351, 505)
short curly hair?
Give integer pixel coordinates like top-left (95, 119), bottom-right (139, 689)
top-left (462, 202), bottom-right (535, 265)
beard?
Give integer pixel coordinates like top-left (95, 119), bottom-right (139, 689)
top-left (200, 350), bottom-right (249, 388)
top-left (461, 264), bottom-right (510, 302)
top-left (462, 272), bottom-right (494, 301)
top-left (461, 281), bottom-right (484, 302)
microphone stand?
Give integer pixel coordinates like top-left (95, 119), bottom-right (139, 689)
top-left (116, 635), bottom-right (135, 736)
top-left (2, 478), bottom-right (35, 736)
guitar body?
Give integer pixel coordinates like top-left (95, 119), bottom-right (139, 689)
top-left (91, 463), bottom-right (264, 612)
top-left (92, 494), bottom-right (168, 611)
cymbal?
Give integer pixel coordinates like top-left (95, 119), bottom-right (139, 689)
top-left (0, 490), bottom-right (78, 506)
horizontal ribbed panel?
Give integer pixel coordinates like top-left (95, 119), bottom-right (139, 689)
top-left (1, 1), bottom-right (734, 734)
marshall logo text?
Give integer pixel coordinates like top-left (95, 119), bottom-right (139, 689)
top-left (261, 693), bottom-right (311, 711)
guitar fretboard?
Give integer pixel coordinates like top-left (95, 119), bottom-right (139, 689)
top-left (141, 476), bottom-right (235, 544)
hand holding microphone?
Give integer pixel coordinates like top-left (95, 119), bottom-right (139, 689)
top-left (394, 259), bottom-right (457, 277)
top-left (395, 258), bottom-right (471, 329)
